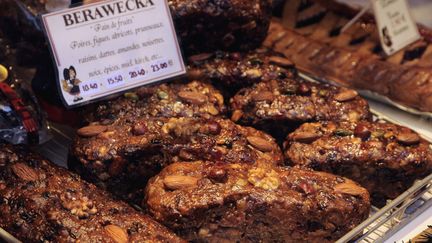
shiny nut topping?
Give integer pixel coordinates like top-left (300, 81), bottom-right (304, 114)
top-left (11, 163), bottom-right (38, 181)
top-left (334, 89), bottom-right (358, 102)
top-left (246, 136), bottom-right (274, 152)
top-left (231, 110), bottom-right (243, 122)
top-left (105, 225), bottom-right (128, 243)
top-left (163, 175), bottom-right (198, 190)
top-left (268, 56), bottom-right (294, 68)
top-left (188, 53), bottom-right (214, 63)
top-left (396, 133), bottom-right (420, 145)
top-left (252, 91), bottom-right (274, 102)
top-left (77, 125), bottom-right (107, 137)
top-left (208, 167), bottom-right (227, 183)
top-left (334, 182), bottom-right (366, 196)
top-left (132, 123), bottom-right (147, 136)
top-left (354, 124), bottom-right (371, 140)
top-left (291, 132), bottom-right (321, 143)
top-left (178, 91), bottom-right (207, 104)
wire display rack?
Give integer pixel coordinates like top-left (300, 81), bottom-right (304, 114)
top-left (338, 174), bottom-right (432, 243)
top-left (1, 108), bottom-right (431, 243)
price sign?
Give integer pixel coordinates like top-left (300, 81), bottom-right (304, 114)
top-left (370, 0), bottom-right (421, 55)
top-left (41, 0), bottom-right (186, 107)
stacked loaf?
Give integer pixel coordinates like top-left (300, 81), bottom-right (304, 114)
top-left (2, 0), bottom-right (432, 242)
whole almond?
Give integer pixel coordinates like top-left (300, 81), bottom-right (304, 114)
top-left (291, 132), bottom-right (321, 143)
top-left (163, 175), bottom-right (198, 190)
top-left (231, 110), bottom-right (243, 122)
top-left (334, 90), bottom-right (358, 102)
top-left (178, 91), bottom-right (207, 104)
top-left (396, 133), bottom-right (420, 145)
top-left (246, 136), bottom-right (274, 152)
top-left (334, 182), bottom-right (366, 196)
top-left (11, 163), bottom-right (38, 181)
top-left (105, 225), bottom-right (128, 243)
top-left (188, 53), bottom-right (213, 63)
top-left (252, 91), bottom-right (274, 102)
top-left (268, 56), bottom-right (294, 68)
top-left (77, 125), bottom-right (107, 137)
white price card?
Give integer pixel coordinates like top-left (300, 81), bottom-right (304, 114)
top-left (370, 0), bottom-right (421, 56)
top-left (41, 0), bottom-right (186, 107)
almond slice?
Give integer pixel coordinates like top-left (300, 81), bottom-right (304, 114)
top-left (105, 225), bottom-right (128, 243)
top-left (163, 175), bottom-right (198, 190)
top-left (11, 163), bottom-right (38, 181)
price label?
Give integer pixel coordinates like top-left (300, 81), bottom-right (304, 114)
top-left (41, 0), bottom-right (186, 108)
top-left (370, 0), bottom-right (421, 55)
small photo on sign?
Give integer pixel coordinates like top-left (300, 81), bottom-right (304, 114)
top-left (61, 66), bottom-right (83, 103)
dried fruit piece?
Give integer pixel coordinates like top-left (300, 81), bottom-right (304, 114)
top-left (396, 133), bottom-right (420, 145)
top-left (132, 123), bottom-right (147, 136)
top-left (246, 136), bottom-right (274, 152)
top-left (205, 121), bottom-right (222, 135)
top-left (163, 175), bottom-right (198, 190)
top-left (11, 163), bottom-right (38, 181)
top-left (208, 168), bottom-right (227, 183)
top-left (77, 125), bottom-right (107, 137)
top-left (292, 132), bottom-right (321, 143)
top-left (231, 110), bottom-right (243, 122)
top-left (334, 182), bottom-right (366, 196)
top-left (268, 56), bottom-right (294, 68)
top-left (354, 124), bottom-right (371, 140)
top-left (252, 91), bottom-right (274, 102)
top-left (178, 91), bottom-right (207, 104)
top-left (334, 129), bottom-right (353, 137)
top-left (334, 90), bottom-right (358, 102)
top-left (298, 83), bottom-right (311, 95)
top-left (124, 92), bottom-right (139, 100)
top-left (105, 225), bottom-right (128, 243)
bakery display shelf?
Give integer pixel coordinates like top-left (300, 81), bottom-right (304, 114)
top-left (1, 98), bottom-right (432, 242)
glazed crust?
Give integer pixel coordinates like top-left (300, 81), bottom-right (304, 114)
top-left (0, 145), bottom-right (184, 243)
top-left (284, 121), bottom-right (432, 206)
top-left (186, 49), bottom-right (296, 96)
top-left (71, 117), bottom-right (283, 202)
top-left (145, 161), bottom-right (370, 242)
top-left (169, 0), bottom-right (272, 54)
top-left (230, 77), bottom-right (372, 140)
top-left (83, 80), bottom-right (226, 125)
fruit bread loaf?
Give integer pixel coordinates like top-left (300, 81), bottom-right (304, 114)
top-left (284, 121), bottom-right (432, 206)
top-left (186, 49), bottom-right (296, 96)
top-left (264, 0), bottom-right (432, 112)
top-left (145, 160), bottom-right (370, 242)
top-left (70, 117), bottom-right (283, 202)
top-left (230, 76), bottom-right (372, 141)
top-left (83, 80), bottom-right (226, 125)
top-left (169, 0), bottom-right (272, 54)
top-left (0, 144), bottom-right (184, 242)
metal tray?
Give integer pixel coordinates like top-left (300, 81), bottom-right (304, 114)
top-left (2, 75), bottom-right (432, 242)
top-left (2, 109), bottom-right (432, 243)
